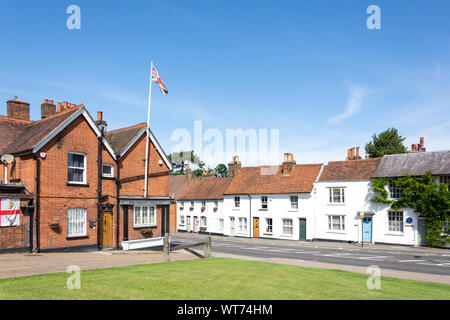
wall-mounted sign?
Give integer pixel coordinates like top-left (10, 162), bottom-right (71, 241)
top-left (406, 217), bottom-right (413, 224)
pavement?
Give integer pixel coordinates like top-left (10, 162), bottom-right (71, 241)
top-left (0, 249), bottom-right (196, 280)
top-left (171, 232), bottom-right (450, 285)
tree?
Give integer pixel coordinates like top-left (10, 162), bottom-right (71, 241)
top-left (168, 150), bottom-right (205, 175)
top-left (371, 171), bottom-right (450, 247)
top-left (214, 164), bottom-right (228, 177)
top-left (365, 128), bottom-right (408, 158)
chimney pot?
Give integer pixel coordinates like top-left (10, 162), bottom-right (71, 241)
top-left (44, 99), bottom-right (48, 103)
top-left (97, 111), bottom-right (103, 121)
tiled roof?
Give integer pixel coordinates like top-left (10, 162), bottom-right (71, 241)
top-left (0, 107), bottom-right (81, 154)
top-left (105, 123), bottom-right (146, 155)
top-left (178, 178), bottom-right (233, 200)
top-left (372, 151), bottom-right (450, 178)
top-left (319, 158), bottom-right (382, 182)
top-left (170, 174), bottom-right (199, 199)
top-left (224, 164), bottom-right (323, 195)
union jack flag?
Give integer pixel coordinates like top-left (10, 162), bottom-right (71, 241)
top-left (151, 65), bottom-right (168, 96)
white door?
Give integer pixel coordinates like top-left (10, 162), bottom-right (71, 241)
top-left (187, 216), bottom-right (192, 232)
top-left (230, 217), bottom-right (235, 236)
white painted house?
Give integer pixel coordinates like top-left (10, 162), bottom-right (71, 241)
top-left (176, 176), bottom-right (232, 235)
top-left (371, 150), bottom-right (450, 246)
top-left (222, 154), bottom-right (323, 241)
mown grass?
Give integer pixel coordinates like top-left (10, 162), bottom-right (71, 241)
top-left (0, 258), bottom-right (448, 300)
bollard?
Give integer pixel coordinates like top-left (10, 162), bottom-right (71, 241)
top-left (163, 233), bottom-right (170, 262)
top-left (204, 236), bottom-right (212, 258)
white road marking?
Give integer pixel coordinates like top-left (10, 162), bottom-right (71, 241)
top-left (398, 259), bottom-right (426, 263)
top-left (295, 251), bottom-right (319, 254)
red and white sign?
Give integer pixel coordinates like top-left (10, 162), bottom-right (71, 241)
top-left (0, 198), bottom-right (20, 227)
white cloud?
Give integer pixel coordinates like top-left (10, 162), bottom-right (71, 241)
top-left (327, 85), bottom-right (368, 125)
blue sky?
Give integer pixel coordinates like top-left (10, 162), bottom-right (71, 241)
top-left (1, 0), bottom-right (449, 166)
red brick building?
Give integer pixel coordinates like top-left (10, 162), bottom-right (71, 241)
top-left (0, 97), bottom-right (174, 253)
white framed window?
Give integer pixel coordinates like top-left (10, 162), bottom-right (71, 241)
top-left (282, 219), bottom-right (293, 236)
top-left (214, 200), bottom-right (219, 209)
top-left (218, 218), bottom-right (224, 230)
top-left (200, 216), bottom-right (207, 228)
top-left (290, 195), bottom-right (298, 210)
top-left (440, 175), bottom-right (450, 186)
top-left (201, 200), bottom-right (206, 209)
top-left (134, 205), bottom-right (156, 227)
top-left (190, 201), bottom-right (194, 210)
top-left (235, 196), bottom-right (240, 208)
top-left (67, 208), bottom-right (87, 238)
top-left (389, 180), bottom-right (402, 200)
top-left (329, 188), bottom-right (345, 203)
top-left (179, 215), bottom-right (185, 226)
top-left (388, 211), bottom-right (404, 232)
top-left (261, 196), bottom-right (268, 209)
top-left (238, 217), bottom-right (247, 232)
top-left (102, 164), bottom-right (114, 178)
top-left (68, 152), bottom-right (86, 184)
top-left (180, 201), bottom-right (184, 210)
top-left (328, 215), bottom-right (345, 231)
top-left (265, 218), bottom-right (273, 233)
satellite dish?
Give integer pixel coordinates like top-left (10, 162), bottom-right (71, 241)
top-left (1, 154), bottom-right (14, 164)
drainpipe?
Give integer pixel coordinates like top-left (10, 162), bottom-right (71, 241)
top-left (34, 155), bottom-right (41, 253)
top-left (29, 204), bottom-right (34, 253)
top-left (115, 157), bottom-right (121, 249)
top-left (248, 194), bottom-right (252, 238)
top-left (97, 128), bottom-right (104, 251)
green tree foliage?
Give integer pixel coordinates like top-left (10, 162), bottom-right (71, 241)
top-left (365, 128), bottom-right (408, 158)
top-left (168, 150), bottom-right (204, 175)
top-left (214, 164), bottom-right (228, 177)
top-left (371, 171), bottom-right (450, 247)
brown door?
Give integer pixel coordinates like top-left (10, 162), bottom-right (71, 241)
top-left (253, 217), bottom-right (260, 238)
top-left (100, 211), bottom-right (114, 249)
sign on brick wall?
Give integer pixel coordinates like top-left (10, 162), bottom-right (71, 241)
top-left (0, 198), bottom-right (20, 227)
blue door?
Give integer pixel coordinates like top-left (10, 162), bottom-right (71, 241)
top-left (362, 217), bottom-right (372, 243)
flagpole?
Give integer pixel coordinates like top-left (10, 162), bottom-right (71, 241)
top-left (144, 61), bottom-right (153, 197)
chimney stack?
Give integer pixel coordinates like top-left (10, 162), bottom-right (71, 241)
top-left (412, 137), bottom-right (426, 152)
top-left (41, 99), bottom-right (56, 119)
top-left (228, 155), bottom-right (242, 178)
top-left (281, 153), bottom-right (296, 176)
top-left (95, 111), bottom-right (107, 132)
top-left (185, 163), bottom-right (193, 184)
top-left (7, 96), bottom-right (30, 121)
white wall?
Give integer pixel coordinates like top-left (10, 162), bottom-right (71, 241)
top-left (223, 193), bottom-right (315, 241)
top-left (314, 180), bottom-right (420, 245)
top-left (177, 199), bottom-right (225, 234)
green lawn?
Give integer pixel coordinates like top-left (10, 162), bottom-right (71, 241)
top-left (0, 258), bottom-right (449, 300)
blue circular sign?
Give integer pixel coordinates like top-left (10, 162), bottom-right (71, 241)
top-left (406, 217), bottom-right (413, 224)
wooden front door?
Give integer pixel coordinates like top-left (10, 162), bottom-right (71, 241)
top-left (253, 217), bottom-right (260, 238)
top-left (100, 211), bottom-right (114, 249)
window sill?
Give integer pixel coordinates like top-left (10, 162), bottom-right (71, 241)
top-left (134, 225), bottom-right (157, 229)
top-left (66, 182), bottom-right (89, 187)
top-left (327, 203), bottom-right (345, 206)
top-left (102, 176), bottom-right (115, 180)
top-left (66, 235), bottom-right (88, 240)
top-left (326, 230), bottom-right (346, 234)
top-left (259, 208), bottom-right (268, 211)
top-left (232, 208), bottom-right (240, 211)
top-left (385, 232), bottom-right (404, 236)
top-left (263, 233), bottom-right (273, 236)
top-left (288, 209), bottom-right (299, 212)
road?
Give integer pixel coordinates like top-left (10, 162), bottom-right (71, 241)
top-left (171, 234), bottom-right (450, 276)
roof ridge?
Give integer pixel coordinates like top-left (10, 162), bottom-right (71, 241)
top-left (106, 122), bottom-right (146, 134)
top-left (32, 106), bottom-right (82, 124)
top-left (327, 158), bottom-right (381, 164)
top-left (0, 116), bottom-right (33, 124)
